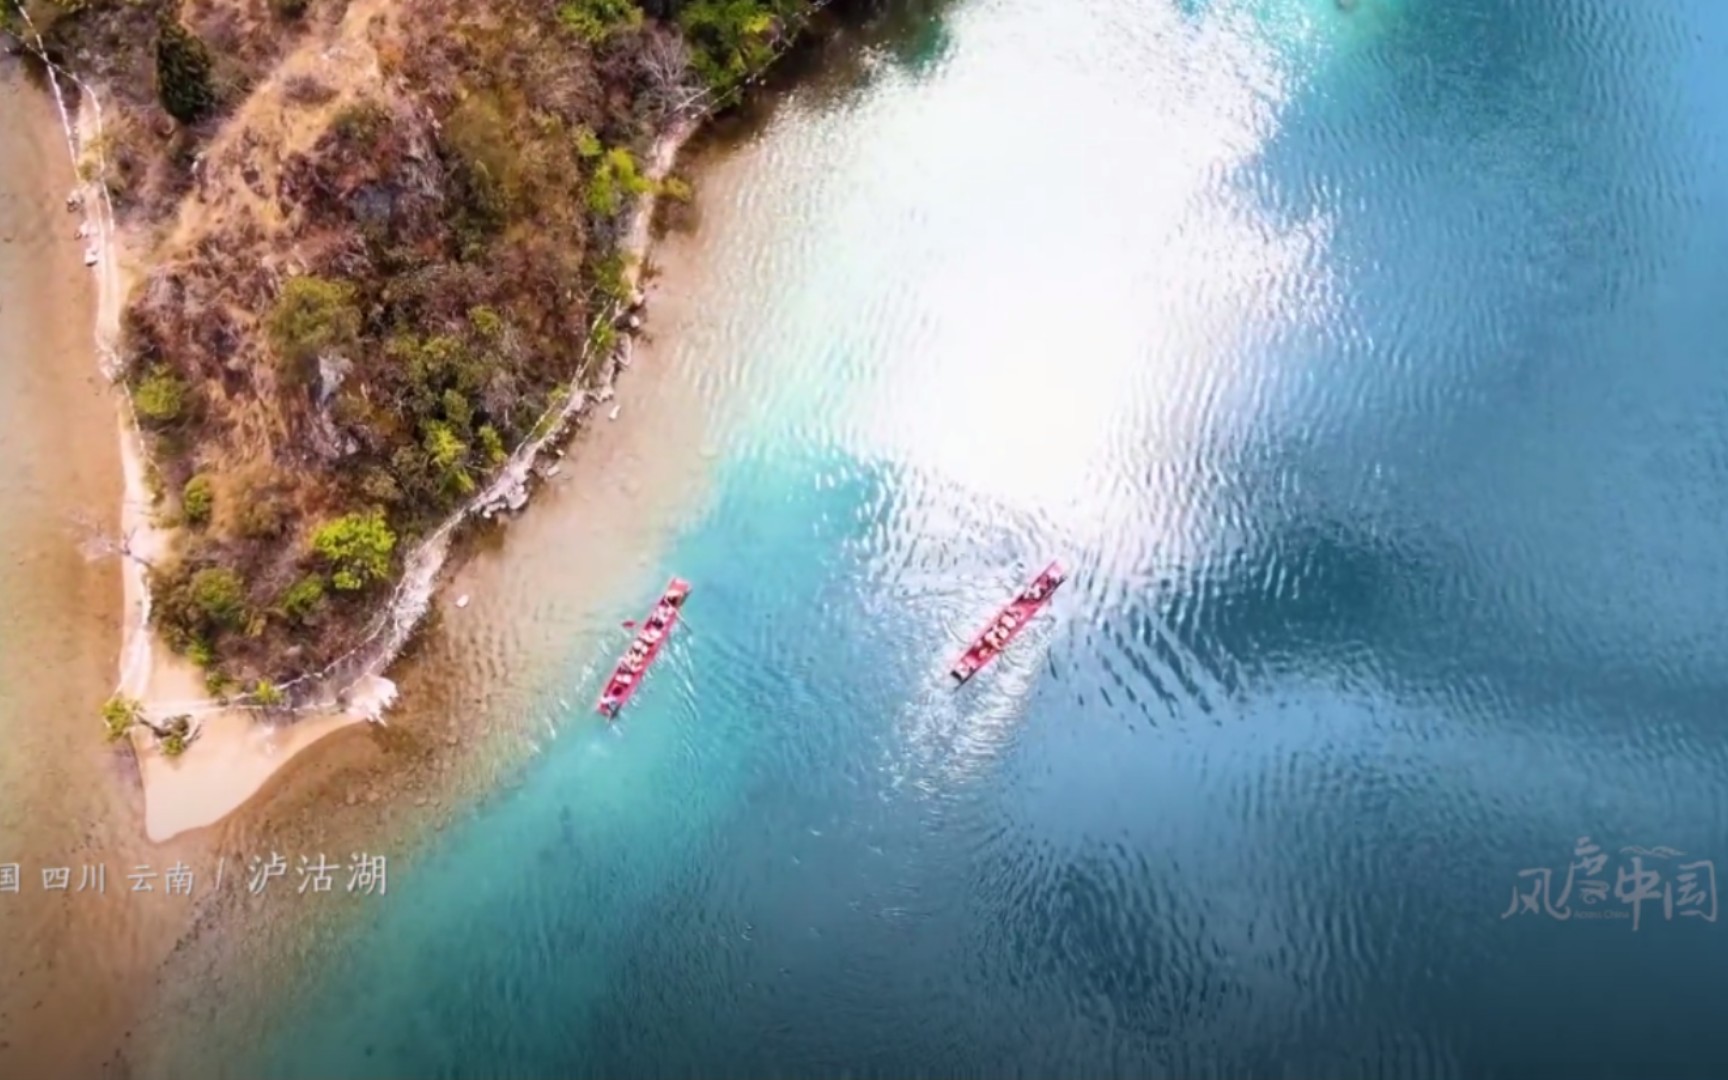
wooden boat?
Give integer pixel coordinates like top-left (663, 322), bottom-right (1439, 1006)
top-left (595, 577), bottom-right (691, 718)
top-left (951, 561), bottom-right (1066, 684)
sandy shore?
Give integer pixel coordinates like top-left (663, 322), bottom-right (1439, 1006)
top-left (0, 57), bottom-right (213, 1080)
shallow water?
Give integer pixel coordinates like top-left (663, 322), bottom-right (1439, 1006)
top-left (163, 0), bottom-right (1728, 1073)
top-left (0, 61), bottom-right (181, 1077)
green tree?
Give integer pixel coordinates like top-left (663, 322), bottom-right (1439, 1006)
top-left (102, 694), bottom-right (144, 743)
top-left (155, 18), bottom-right (217, 124)
top-left (251, 680), bottom-right (286, 707)
top-left (311, 509), bottom-right (397, 591)
top-left (679, 0), bottom-right (785, 92)
top-left (421, 420), bottom-right (475, 496)
top-left (558, 0), bottom-right (644, 43)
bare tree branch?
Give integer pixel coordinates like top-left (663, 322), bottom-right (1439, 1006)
top-left (69, 510), bottom-right (152, 568)
top-left (639, 32), bottom-right (696, 121)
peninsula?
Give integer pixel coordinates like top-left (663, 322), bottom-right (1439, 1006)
top-left (4, 0), bottom-right (828, 833)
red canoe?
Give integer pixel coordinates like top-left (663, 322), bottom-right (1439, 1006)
top-left (596, 577), bottom-right (691, 718)
top-left (951, 560), bottom-right (1066, 684)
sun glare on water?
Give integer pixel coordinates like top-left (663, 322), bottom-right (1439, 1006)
top-left (829, 1), bottom-right (1337, 568)
top-left (794, 0), bottom-right (1358, 783)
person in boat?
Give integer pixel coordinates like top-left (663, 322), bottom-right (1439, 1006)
top-left (1024, 579), bottom-right (1047, 602)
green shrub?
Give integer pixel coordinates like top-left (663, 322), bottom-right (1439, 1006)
top-left (311, 509), bottom-right (396, 591)
top-left (468, 305), bottom-right (504, 340)
top-left (182, 474), bottom-right (214, 527)
top-left (593, 251), bottom-right (630, 301)
top-left (133, 367), bottom-right (186, 425)
top-left (155, 19), bottom-right (217, 124)
top-left (421, 420), bottom-right (475, 496)
top-left (591, 319), bottom-right (618, 357)
top-left (186, 636), bottom-right (216, 668)
top-left (188, 567), bottom-right (248, 629)
top-left (441, 389), bottom-right (474, 434)
top-left (573, 125), bottom-right (603, 160)
top-left (158, 714), bottom-right (193, 756)
top-left (586, 147), bottom-right (652, 218)
top-left (102, 694), bottom-right (143, 743)
top-left (558, 0), bottom-right (643, 43)
top-left (279, 573), bottom-right (327, 623)
top-left (659, 176), bottom-right (694, 203)
top-left (266, 276), bottom-right (361, 382)
top-left (478, 424), bottom-right (507, 465)
top-left (251, 679), bottom-right (286, 707)
top-left (422, 420), bottom-right (466, 470)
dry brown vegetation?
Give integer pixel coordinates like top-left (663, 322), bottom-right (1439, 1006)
top-left (14, 0), bottom-right (817, 692)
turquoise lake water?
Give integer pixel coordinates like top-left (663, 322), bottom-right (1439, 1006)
top-left (241, 0), bottom-right (1728, 1074)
